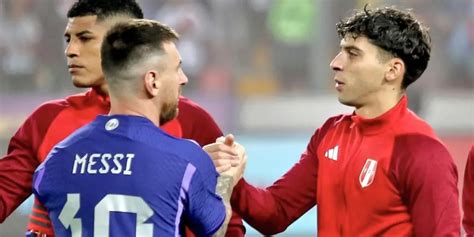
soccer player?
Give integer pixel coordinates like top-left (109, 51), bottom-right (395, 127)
top-left (206, 6), bottom-right (460, 236)
top-left (464, 145), bottom-right (474, 236)
top-left (0, 0), bottom-right (244, 236)
top-left (32, 19), bottom-right (244, 236)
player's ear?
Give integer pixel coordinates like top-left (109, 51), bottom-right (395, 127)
top-left (144, 70), bottom-right (160, 97)
top-left (385, 58), bottom-right (404, 83)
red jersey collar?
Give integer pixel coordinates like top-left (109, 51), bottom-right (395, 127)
top-left (85, 87), bottom-right (111, 108)
top-left (350, 96), bottom-right (408, 135)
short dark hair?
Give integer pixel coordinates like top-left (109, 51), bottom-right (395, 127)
top-left (336, 5), bottom-right (431, 89)
top-left (67, 0), bottom-right (143, 21)
top-left (101, 19), bottom-right (179, 83)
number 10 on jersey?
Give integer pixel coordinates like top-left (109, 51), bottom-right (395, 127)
top-left (59, 193), bottom-right (154, 236)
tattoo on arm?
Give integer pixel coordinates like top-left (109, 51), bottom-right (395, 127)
top-left (217, 175), bottom-right (233, 202)
top-left (212, 175), bottom-right (234, 237)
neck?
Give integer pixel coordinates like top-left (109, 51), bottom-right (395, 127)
top-left (93, 83), bottom-right (110, 96)
top-left (355, 90), bottom-right (404, 119)
top-left (108, 95), bottom-right (161, 127)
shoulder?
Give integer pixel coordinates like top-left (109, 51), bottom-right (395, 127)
top-left (305, 114), bottom-right (349, 152)
top-left (165, 135), bottom-right (211, 163)
top-left (395, 134), bottom-right (449, 157)
top-left (311, 114), bottom-right (349, 138)
top-left (40, 120), bottom-right (96, 167)
top-left (53, 119), bottom-right (98, 150)
top-left (17, 99), bottom-right (71, 137)
top-left (393, 109), bottom-right (448, 158)
top-left (160, 134), bottom-right (216, 176)
top-left (29, 99), bottom-right (69, 121)
top-left (391, 134), bottom-right (453, 174)
top-left (178, 96), bottom-right (214, 120)
top-left (176, 96), bottom-right (222, 146)
top-left (397, 109), bottom-right (436, 135)
top-left (28, 91), bottom-right (91, 122)
top-left (323, 114), bottom-right (348, 128)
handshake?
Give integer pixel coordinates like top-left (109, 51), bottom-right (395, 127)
top-left (203, 134), bottom-right (247, 187)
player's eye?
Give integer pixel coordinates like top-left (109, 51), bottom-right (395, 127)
top-left (348, 50), bottom-right (358, 57)
top-left (79, 36), bottom-right (92, 42)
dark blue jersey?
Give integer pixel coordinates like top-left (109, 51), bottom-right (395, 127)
top-left (32, 115), bottom-right (225, 237)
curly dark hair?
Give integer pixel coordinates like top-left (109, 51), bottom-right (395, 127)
top-left (336, 5), bottom-right (431, 89)
top-left (67, 0), bottom-right (143, 21)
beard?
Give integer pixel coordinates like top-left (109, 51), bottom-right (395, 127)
top-left (159, 101), bottom-right (179, 126)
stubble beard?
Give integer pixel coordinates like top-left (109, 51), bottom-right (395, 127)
top-left (159, 101), bottom-right (179, 126)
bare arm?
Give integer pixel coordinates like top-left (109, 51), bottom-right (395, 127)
top-left (212, 175), bottom-right (235, 237)
top-left (208, 134), bottom-right (246, 237)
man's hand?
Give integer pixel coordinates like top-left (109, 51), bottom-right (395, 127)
top-left (218, 135), bottom-right (246, 185)
top-left (204, 134), bottom-right (247, 185)
top-left (203, 134), bottom-right (240, 173)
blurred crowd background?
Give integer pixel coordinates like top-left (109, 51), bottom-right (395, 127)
top-left (0, 0), bottom-right (472, 236)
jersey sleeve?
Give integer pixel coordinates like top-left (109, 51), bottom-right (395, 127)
top-left (230, 129), bottom-right (320, 235)
top-left (0, 102), bottom-right (64, 222)
top-left (463, 145), bottom-right (474, 236)
top-left (391, 135), bottom-right (460, 236)
top-left (184, 148), bottom-right (226, 236)
top-left (178, 97), bottom-right (223, 147)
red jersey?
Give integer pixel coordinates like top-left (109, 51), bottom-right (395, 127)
top-left (0, 88), bottom-right (244, 236)
top-left (464, 145), bottom-right (474, 236)
top-left (231, 96), bottom-right (460, 236)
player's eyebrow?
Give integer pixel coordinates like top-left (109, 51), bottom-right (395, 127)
top-left (341, 45), bottom-right (363, 54)
top-left (64, 30), bottom-right (94, 38)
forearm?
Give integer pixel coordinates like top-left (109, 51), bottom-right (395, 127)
top-left (0, 150), bottom-right (38, 222)
top-left (225, 211), bottom-right (245, 236)
top-left (213, 175), bottom-right (234, 237)
top-left (230, 179), bottom-right (288, 234)
top-left (0, 175), bottom-right (32, 222)
top-left (231, 168), bottom-right (317, 235)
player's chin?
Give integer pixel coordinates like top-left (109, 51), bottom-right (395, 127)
top-left (338, 96), bottom-right (357, 107)
top-left (71, 76), bottom-right (95, 88)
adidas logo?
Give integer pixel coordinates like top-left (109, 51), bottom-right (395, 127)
top-left (325, 145), bottom-right (339, 161)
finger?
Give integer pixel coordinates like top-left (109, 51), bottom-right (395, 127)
top-left (230, 158), bottom-right (240, 167)
top-left (213, 158), bottom-right (230, 168)
top-left (233, 142), bottom-right (245, 153)
top-left (216, 136), bottom-right (225, 143)
top-left (203, 143), bottom-right (219, 152)
top-left (216, 163), bottom-right (232, 173)
top-left (212, 151), bottom-right (239, 162)
top-left (204, 144), bottom-right (238, 156)
top-left (224, 134), bottom-right (235, 146)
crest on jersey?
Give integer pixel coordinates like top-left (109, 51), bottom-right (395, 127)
top-left (359, 159), bottom-right (377, 188)
top-left (105, 118), bottom-right (119, 131)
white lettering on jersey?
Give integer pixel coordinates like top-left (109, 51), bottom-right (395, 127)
top-left (73, 154), bottom-right (88, 174)
top-left (123, 154), bottom-right (135, 175)
top-left (111, 154), bottom-right (124, 174)
top-left (99, 153), bottom-right (112, 174)
top-left (72, 153), bottom-right (135, 175)
top-left (87, 153), bottom-right (100, 174)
